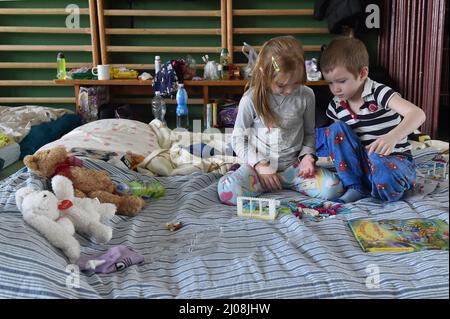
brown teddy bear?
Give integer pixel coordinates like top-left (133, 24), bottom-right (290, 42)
top-left (23, 146), bottom-right (145, 217)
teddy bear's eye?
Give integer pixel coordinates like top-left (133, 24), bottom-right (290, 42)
top-left (43, 194), bottom-right (47, 198)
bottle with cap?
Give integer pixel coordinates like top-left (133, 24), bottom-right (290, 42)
top-left (116, 180), bottom-right (165, 198)
top-left (176, 83), bottom-right (189, 129)
top-left (154, 55), bottom-right (161, 77)
top-left (56, 52), bottom-right (66, 80)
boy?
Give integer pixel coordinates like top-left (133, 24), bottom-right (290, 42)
top-left (320, 37), bottom-right (426, 202)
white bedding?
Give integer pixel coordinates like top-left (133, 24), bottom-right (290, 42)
top-left (40, 119), bottom-right (241, 176)
top-left (0, 105), bottom-right (72, 143)
top-left (40, 118), bottom-right (160, 157)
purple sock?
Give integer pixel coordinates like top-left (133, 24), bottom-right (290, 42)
top-left (76, 245), bottom-right (144, 273)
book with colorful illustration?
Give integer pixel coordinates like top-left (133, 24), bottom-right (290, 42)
top-left (348, 219), bottom-right (449, 252)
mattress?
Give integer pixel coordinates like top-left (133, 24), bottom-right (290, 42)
top-left (0, 147), bottom-right (448, 299)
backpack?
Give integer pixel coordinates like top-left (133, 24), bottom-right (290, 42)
top-left (153, 60), bottom-right (179, 98)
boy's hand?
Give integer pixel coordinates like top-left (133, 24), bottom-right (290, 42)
top-left (366, 133), bottom-right (398, 156)
top-left (255, 161), bottom-right (282, 192)
top-left (297, 154), bottom-right (316, 177)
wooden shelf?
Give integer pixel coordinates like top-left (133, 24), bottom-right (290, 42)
top-left (55, 78), bottom-right (328, 117)
top-left (54, 79), bottom-right (152, 86)
top-left (0, 8), bottom-right (90, 15)
top-left (184, 80), bottom-right (247, 86)
top-left (55, 79), bottom-right (328, 87)
top-left (184, 79), bottom-right (328, 86)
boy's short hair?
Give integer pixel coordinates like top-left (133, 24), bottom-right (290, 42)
top-left (320, 37), bottom-right (369, 78)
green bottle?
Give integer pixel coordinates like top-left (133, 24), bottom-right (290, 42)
top-left (56, 52), bottom-right (66, 80)
top-left (116, 180), bottom-right (165, 199)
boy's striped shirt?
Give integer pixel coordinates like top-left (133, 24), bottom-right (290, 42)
top-left (326, 78), bottom-right (411, 155)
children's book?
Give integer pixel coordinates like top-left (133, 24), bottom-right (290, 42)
top-left (348, 219), bottom-right (449, 252)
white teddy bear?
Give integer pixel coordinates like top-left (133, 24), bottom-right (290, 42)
top-left (15, 175), bottom-right (117, 263)
top-left (51, 175), bottom-right (116, 244)
top-left (15, 186), bottom-right (81, 263)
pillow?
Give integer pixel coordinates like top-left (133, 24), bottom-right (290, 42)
top-left (39, 118), bottom-right (160, 157)
top-left (19, 114), bottom-right (81, 159)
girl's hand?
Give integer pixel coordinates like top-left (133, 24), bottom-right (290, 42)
top-left (366, 134), bottom-right (398, 156)
top-left (255, 161), bottom-right (282, 192)
top-left (298, 154), bottom-right (316, 177)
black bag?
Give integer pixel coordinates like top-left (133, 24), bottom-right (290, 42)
top-left (97, 103), bottom-right (116, 119)
top-left (115, 104), bottom-right (154, 123)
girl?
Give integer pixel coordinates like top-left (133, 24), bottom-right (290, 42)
top-left (217, 36), bottom-right (344, 205)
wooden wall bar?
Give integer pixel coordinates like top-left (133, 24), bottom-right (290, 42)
top-left (0, 1), bottom-right (99, 106)
top-left (0, 0), bottom-right (335, 115)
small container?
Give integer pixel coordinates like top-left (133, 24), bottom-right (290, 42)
top-left (217, 64), bottom-right (223, 80)
top-left (220, 48), bottom-right (230, 66)
top-left (223, 64), bottom-right (230, 80)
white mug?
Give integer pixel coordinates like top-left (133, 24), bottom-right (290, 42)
top-left (92, 64), bottom-right (110, 80)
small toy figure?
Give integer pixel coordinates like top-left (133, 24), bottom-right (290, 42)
top-left (279, 199), bottom-right (351, 222)
top-left (166, 221), bottom-right (182, 232)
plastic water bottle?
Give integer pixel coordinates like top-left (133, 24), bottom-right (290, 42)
top-left (56, 52), bottom-right (66, 80)
top-left (176, 83), bottom-right (189, 129)
top-left (151, 91), bottom-right (166, 123)
top-left (116, 180), bottom-right (165, 199)
top-left (154, 55), bottom-right (161, 77)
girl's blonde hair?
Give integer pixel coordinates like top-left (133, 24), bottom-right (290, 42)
top-left (247, 36), bottom-right (306, 127)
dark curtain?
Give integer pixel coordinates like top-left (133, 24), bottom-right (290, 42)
top-left (378, 0), bottom-right (446, 138)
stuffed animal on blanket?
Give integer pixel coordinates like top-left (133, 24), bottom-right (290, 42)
top-left (15, 175), bottom-right (116, 262)
top-left (23, 146), bottom-right (145, 216)
top-left (15, 184), bottom-right (81, 262)
top-left (52, 175), bottom-right (116, 244)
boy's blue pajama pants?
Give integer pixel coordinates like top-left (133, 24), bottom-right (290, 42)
top-left (217, 163), bottom-right (345, 206)
top-left (325, 121), bottom-right (416, 202)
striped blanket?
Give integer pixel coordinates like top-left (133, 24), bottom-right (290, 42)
top-left (0, 149), bottom-right (448, 298)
